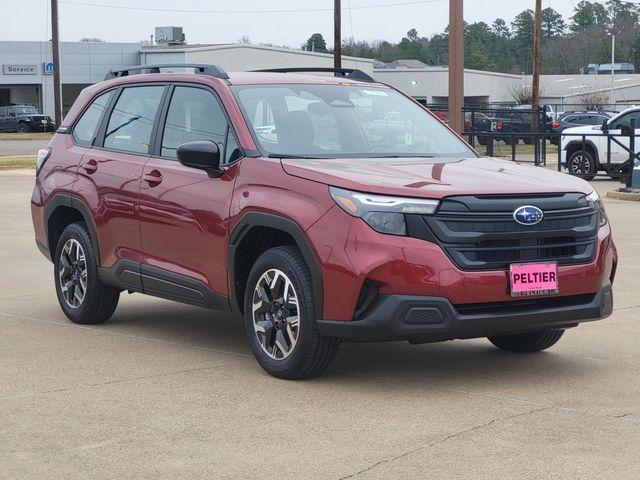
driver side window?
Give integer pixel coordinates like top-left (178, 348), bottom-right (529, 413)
top-left (161, 86), bottom-right (241, 165)
top-left (614, 111), bottom-right (640, 130)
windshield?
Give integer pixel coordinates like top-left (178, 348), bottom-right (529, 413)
top-left (232, 84), bottom-right (475, 158)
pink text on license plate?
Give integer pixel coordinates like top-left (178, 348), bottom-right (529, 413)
top-left (510, 262), bottom-right (559, 297)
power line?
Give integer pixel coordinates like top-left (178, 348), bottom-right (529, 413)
top-left (58, 0), bottom-right (445, 14)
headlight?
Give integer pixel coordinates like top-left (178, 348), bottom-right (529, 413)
top-left (586, 190), bottom-right (607, 227)
top-left (330, 186), bottom-right (439, 236)
top-left (36, 147), bottom-right (52, 176)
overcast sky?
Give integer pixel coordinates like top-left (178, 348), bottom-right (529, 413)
top-left (5, 0), bottom-right (580, 47)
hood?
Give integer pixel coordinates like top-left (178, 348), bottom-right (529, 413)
top-left (281, 156), bottom-right (593, 199)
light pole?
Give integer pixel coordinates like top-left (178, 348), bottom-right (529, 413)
top-left (610, 35), bottom-right (616, 106)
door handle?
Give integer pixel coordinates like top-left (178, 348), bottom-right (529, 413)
top-left (142, 170), bottom-right (163, 187)
top-left (81, 159), bottom-right (98, 174)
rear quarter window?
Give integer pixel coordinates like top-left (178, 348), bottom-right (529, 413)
top-left (103, 86), bottom-right (165, 154)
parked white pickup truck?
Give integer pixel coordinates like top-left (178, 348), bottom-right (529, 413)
top-left (561, 107), bottom-right (640, 180)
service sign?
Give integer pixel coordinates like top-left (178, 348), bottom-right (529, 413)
top-left (3, 64), bottom-right (38, 75)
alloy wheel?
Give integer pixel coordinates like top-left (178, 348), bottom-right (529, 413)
top-left (252, 269), bottom-right (300, 360)
top-left (570, 155), bottom-right (591, 175)
top-left (58, 238), bottom-right (87, 309)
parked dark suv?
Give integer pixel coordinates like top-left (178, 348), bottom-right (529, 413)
top-left (0, 105), bottom-right (55, 133)
top-left (31, 64), bottom-right (617, 379)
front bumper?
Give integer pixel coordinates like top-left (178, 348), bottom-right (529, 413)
top-left (318, 281), bottom-right (613, 343)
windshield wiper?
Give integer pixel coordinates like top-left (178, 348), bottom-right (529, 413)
top-left (267, 154), bottom-right (320, 159)
top-left (367, 154), bottom-right (435, 158)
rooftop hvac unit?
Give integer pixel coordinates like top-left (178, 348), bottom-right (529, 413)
top-left (154, 27), bottom-right (186, 45)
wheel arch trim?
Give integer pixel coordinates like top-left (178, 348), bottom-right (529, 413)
top-left (44, 194), bottom-right (102, 266)
top-left (228, 211), bottom-right (324, 317)
top-left (564, 140), bottom-right (600, 166)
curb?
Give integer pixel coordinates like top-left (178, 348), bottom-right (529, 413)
top-left (606, 190), bottom-right (640, 202)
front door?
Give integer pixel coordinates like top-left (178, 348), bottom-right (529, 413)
top-left (607, 110), bottom-right (640, 165)
top-left (138, 85), bottom-right (242, 303)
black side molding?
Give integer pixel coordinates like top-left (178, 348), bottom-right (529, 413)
top-left (98, 260), bottom-right (231, 312)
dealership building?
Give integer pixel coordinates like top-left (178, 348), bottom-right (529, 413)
top-left (2, 32), bottom-right (640, 120)
top-left (0, 38), bottom-right (374, 120)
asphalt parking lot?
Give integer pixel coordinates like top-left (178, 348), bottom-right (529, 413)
top-left (0, 137), bottom-right (50, 156)
top-left (1, 169), bottom-right (638, 479)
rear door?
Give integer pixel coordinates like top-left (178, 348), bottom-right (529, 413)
top-left (138, 84), bottom-right (242, 303)
top-left (74, 85), bottom-right (166, 277)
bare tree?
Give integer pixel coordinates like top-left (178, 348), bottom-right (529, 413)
top-left (509, 84), bottom-right (534, 104)
top-left (238, 35), bottom-right (251, 44)
top-left (579, 89), bottom-right (610, 110)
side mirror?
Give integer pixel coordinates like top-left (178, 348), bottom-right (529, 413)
top-left (601, 119), bottom-right (609, 132)
top-left (620, 125), bottom-right (633, 136)
top-left (177, 141), bottom-right (223, 178)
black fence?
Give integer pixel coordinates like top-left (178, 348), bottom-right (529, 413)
top-left (465, 125), bottom-right (636, 187)
top-left (425, 103), bottom-right (636, 186)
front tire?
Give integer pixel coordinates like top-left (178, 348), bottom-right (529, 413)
top-left (244, 246), bottom-right (340, 379)
top-left (54, 223), bottom-right (120, 324)
top-left (488, 329), bottom-right (565, 353)
top-left (568, 150), bottom-right (596, 180)
top-left (17, 123), bottom-right (31, 133)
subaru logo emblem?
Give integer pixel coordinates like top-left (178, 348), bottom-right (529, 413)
top-left (513, 205), bottom-right (543, 225)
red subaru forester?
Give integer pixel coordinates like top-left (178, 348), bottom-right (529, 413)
top-left (31, 64), bottom-right (617, 379)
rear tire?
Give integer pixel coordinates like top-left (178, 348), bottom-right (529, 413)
top-left (488, 329), bottom-right (565, 353)
top-left (244, 246), bottom-right (340, 379)
top-left (568, 150), bottom-right (596, 181)
top-left (17, 123), bottom-right (30, 133)
top-left (54, 223), bottom-right (120, 324)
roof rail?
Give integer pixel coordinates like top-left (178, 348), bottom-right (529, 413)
top-left (104, 63), bottom-right (229, 81)
top-left (253, 67), bottom-right (375, 83)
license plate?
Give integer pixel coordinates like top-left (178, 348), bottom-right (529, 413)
top-left (510, 262), bottom-right (559, 297)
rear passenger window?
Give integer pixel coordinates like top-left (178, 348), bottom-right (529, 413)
top-left (104, 86), bottom-right (164, 154)
top-left (72, 91), bottom-right (113, 147)
top-left (161, 86), bottom-right (233, 161)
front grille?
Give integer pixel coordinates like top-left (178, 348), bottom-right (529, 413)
top-left (411, 193), bottom-right (598, 271)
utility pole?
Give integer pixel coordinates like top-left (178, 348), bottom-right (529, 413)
top-left (531, 0), bottom-right (542, 132)
top-left (334, 0), bottom-right (342, 68)
top-left (51, 0), bottom-right (62, 127)
top-left (448, 0), bottom-right (463, 134)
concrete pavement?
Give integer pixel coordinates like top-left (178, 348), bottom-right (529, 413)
top-left (0, 170), bottom-right (638, 479)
